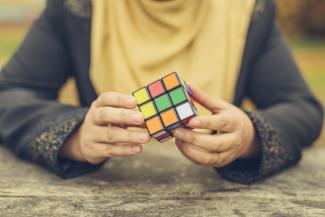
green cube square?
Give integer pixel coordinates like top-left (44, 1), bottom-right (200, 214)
top-left (169, 87), bottom-right (187, 105)
top-left (154, 94), bottom-right (172, 112)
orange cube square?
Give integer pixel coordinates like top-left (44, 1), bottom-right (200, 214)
top-left (145, 116), bottom-right (164, 135)
top-left (162, 72), bottom-right (180, 90)
top-left (160, 108), bottom-right (178, 127)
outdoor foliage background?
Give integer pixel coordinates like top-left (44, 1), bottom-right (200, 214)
top-left (0, 0), bottom-right (324, 145)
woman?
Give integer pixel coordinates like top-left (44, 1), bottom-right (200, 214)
top-left (0, 0), bottom-right (323, 184)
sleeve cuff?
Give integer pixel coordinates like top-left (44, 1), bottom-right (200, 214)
top-left (20, 106), bottom-right (104, 178)
top-left (216, 110), bottom-right (300, 184)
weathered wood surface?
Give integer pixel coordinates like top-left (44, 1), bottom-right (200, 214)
top-left (0, 143), bottom-right (325, 217)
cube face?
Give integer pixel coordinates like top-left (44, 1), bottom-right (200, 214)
top-left (133, 72), bottom-right (197, 143)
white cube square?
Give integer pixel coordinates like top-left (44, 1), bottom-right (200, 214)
top-left (176, 102), bottom-right (195, 120)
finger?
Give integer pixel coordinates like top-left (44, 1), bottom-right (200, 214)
top-left (93, 107), bottom-right (144, 126)
top-left (213, 150), bottom-right (236, 168)
top-left (175, 140), bottom-right (220, 167)
top-left (91, 143), bottom-right (143, 158)
top-left (94, 125), bottom-right (150, 144)
top-left (95, 92), bottom-right (137, 109)
top-left (188, 113), bottom-right (235, 132)
top-left (187, 83), bottom-right (230, 112)
top-left (174, 128), bottom-right (235, 152)
top-left (176, 140), bottom-right (235, 167)
top-left (126, 122), bottom-right (147, 128)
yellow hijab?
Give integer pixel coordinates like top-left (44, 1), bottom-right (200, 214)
top-left (90, 0), bottom-right (255, 111)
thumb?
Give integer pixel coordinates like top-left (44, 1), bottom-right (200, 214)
top-left (187, 83), bottom-right (230, 113)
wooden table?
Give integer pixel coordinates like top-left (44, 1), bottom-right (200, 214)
top-left (1, 143), bottom-right (325, 217)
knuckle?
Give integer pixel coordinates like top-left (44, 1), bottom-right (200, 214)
top-left (106, 128), bottom-right (115, 142)
top-left (116, 94), bottom-right (125, 105)
top-left (105, 91), bottom-right (114, 99)
top-left (86, 157), bottom-right (101, 165)
top-left (119, 110), bottom-right (128, 123)
top-left (126, 131), bottom-right (134, 142)
top-left (99, 107), bottom-right (110, 122)
top-left (128, 131), bottom-right (142, 143)
top-left (212, 141), bottom-right (221, 151)
top-left (104, 146), bottom-right (113, 157)
top-left (83, 141), bottom-right (93, 150)
top-left (90, 101), bottom-right (97, 108)
top-left (217, 139), bottom-right (225, 149)
top-left (113, 146), bottom-right (125, 156)
top-left (233, 138), bottom-right (241, 148)
top-left (202, 155), bottom-right (214, 166)
top-left (99, 92), bottom-right (114, 105)
top-left (188, 132), bottom-right (196, 143)
top-left (98, 107), bottom-right (105, 120)
top-left (97, 93), bottom-right (106, 103)
top-left (210, 160), bottom-right (218, 167)
top-left (219, 117), bottom-right (228, 129)
top-left (209, 157), bottom-right (217, 167)
top-left (214, 139), bottom-right (223, 151)
top-left (239, 116), bottom-right (246, 129)
top-left (205, 119), bottom-right (212, 129)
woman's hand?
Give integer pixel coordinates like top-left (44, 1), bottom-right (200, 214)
top-left (60, 92), bottom-right (150, 164)
top-left (174, 84), bottom-right (260, 168)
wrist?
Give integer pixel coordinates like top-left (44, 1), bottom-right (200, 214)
top-left (240, 114), bottom-right (261, 159)
top-left (59, 127), bottom-right (84, 162)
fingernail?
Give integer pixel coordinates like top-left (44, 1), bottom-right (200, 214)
top-left (132, 113), bottom-right (143, 122)
top-left (127, 97), bottom-right (136, 106)
top-left (174, 129), bottom-right (184, 138)
top-left (138, 132), bottom-right (149, 142)
top-left (132, 146), bottom-right (142, 153)
top-left (189, 118), bottom-right (200, 127)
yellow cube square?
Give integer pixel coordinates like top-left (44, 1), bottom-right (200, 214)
top-left (140, 102), bottom-right (156, 119)
top-left (133, 88), bottom-right (150, 105)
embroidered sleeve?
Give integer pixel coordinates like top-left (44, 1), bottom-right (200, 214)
top-left (64, 0), bottom-right (91, 18)
top-left (19, 107), bottom-right (103, 178)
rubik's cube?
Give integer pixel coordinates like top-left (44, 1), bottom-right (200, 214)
top-left (132, 72), bottom-right (197, 143)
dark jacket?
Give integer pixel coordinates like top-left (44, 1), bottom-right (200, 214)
top-left (0, 0), bottom-right (323, 184)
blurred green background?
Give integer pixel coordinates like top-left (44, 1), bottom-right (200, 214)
top-left (0, 0), bottom-right (324, 145)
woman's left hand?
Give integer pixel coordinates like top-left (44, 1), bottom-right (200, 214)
top-left (174, 84), bottom-right (261, 168)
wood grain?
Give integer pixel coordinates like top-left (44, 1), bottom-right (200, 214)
top-left (0, 143), bottom-right (324, 217)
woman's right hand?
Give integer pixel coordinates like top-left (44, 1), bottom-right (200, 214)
top-left (59, 92), bottom-right (150, 164)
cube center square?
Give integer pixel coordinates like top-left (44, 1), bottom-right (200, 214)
top-left (154, 94), bottom-right (172, 112)
top-left (132, 72), bottom-right (197, 143)
top-left (169, 87), bottom-right (187, 105)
